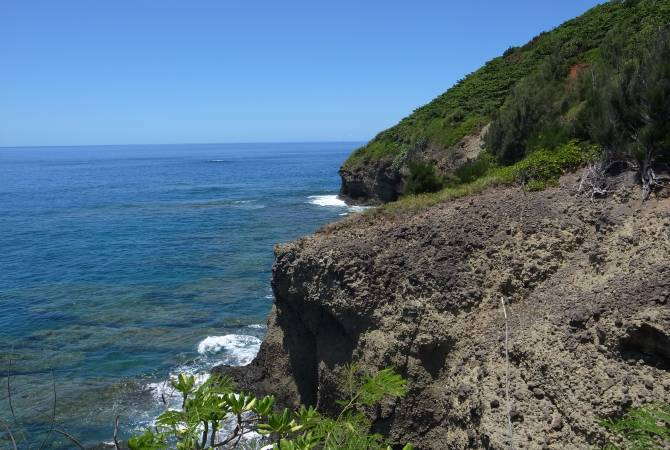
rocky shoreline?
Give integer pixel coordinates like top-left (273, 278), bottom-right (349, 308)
top-left (216, 172), bottom-right (669, 449)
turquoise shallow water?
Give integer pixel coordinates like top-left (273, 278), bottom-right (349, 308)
top-left (0, 142), bottom-right (361, 447)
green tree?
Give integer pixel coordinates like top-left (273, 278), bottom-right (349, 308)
top-left (586, 27), bottom-right (670, 197)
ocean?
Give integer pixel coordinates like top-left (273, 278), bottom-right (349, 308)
top-left (0, 142), bottom-right (363, 447)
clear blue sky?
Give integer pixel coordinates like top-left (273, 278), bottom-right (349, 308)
top-left (1, 0), bottom-right (604, 147)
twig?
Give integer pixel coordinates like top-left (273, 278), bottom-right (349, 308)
top-left (53, 428), bottom-right (85, 449)
top-left (210, 421), bottom-right (218, 448)
top-left (0, 419), bottom-right (17, 450)
top-left (6, 354), bottom-right (18, 428)
top-left (36, 369), bottom-right (57, 450)
top-left (200, 419), bottom-right (208, 450)
top-left (500, 297), bottom-right (514, 450)
top-left (114, 415), bottom-right (121, 450)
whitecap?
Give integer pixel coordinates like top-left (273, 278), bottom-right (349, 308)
top-left (247, 323), bottom-right (266, 329)
top-left (144, 334), bottom-right (261, 406)
top-left (308, 194), bottom-right (371, 214)
top-left (307, 194), bottom-right (347, 207)
top-left (197, 334), bottom-right (261, 366)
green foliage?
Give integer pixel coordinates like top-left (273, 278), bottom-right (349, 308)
top-left (506, 140), bottom-right (599, 189)
top-left (460, 140), bottom-right (597, 191)
top-left (344, 0), bottom-right (670, 168)
top-left (129, 366), bottom-right (410, 450)
top-left (451, 151), bottom-right (497, 184)
top-left (600, 403), bottom-right (670, 449)
top-left (583, 26), bottom-right (670, 166)
top-left (128, 431), bottom-right (169, 450)
top-left (374, 140), bottom-right (598, 215)
top-left (405, 161), bottom-right (444, 195)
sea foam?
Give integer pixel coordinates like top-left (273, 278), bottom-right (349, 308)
top-left (197, 334), bottom-right (262, 366)
top-left (307, 194), bottom-right (347, 207)
top-left (307, 194), bottom-right (370, 213)
top-left (146, 334), bottom-right (262, 405)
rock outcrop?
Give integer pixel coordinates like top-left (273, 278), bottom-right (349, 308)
top-left (339, 158), bottom-right (403, 204)
top-left (217, 173), bottom-right (670, 449)
top-left (339, 125), bottom-right (487, 205)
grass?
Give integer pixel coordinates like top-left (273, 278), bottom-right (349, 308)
top-left (600, 403), bottom-right (670, 449)
top-left (376, 171), bottom-right (513, 215)
top-left (369, 140), bottom-right (598, 215)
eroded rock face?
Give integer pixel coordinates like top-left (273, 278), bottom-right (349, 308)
top-left (338, 158), bottom-right (403, 204)
top-left (216, 174), bottom-right (670, 449)
top-left (339, 125), bottom-right (488, 205)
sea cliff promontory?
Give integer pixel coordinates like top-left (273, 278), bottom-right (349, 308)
top-left (217, 1), bottom-right (670, 448)
top-left (219, 173), bottom-right (669, 449)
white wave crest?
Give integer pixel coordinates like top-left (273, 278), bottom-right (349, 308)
top-left (308, 194), bottom-right (347, 207)
top-left (197, 334), bottom-right (261, 366)
top-left (307, 194), bottom-right (371, 214)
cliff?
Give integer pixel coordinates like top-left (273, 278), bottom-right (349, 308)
top-left (217, 173), bottom-right (670, 449)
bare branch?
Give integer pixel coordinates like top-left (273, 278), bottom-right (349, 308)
top-left (6, 354), bottom-right (18, 428)
top-left (577, 159), bottom-right (616, 200)
top-left (0, 419), bottom-right (17, 450)
top-left (114, 415), bottom-right (121, 450)
top-left (36, 369), bottom-right (57, 450)
top-left (53, 428), bottom-right (85, 449)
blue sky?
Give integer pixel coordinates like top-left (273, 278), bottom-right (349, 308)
top-left (1, 0), bottom-right (604, 147)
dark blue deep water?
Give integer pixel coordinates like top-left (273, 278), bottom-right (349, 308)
top-left (0, 142), bottom-right (362, 446)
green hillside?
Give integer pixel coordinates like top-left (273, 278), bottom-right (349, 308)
top-left (343, 0), bottom-right (670, 181)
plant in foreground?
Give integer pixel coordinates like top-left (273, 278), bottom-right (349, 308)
top-left (128, 365), bottom-right (413, 450)
top-left (600, 403), bottom-right (670, 449)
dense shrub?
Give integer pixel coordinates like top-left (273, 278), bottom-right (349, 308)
top-left (505, 140), bottom-right (599, 189)
top-left (405, 162), bottom-right (444, 195)
top-left (452, 152), bottom-right (497, 184)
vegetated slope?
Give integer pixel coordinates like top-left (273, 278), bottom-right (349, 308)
top-left (340, 0), bottom-right (670, 204)
top-left (220, 173), bottom-right (670, 449)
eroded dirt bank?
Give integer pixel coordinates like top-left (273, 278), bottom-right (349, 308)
top-left (217, 173), bottom-right (670, 449)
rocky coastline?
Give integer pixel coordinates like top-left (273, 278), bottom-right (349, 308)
top-left (215, 172), bottom-right (670, 449)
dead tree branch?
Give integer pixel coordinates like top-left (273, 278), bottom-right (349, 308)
top-left (0, 419), bottom-right (17, 450)
top-left (36, 370), bottom-right (57, 450)
top-left (577, 160), bottom-right (616, 200)
top-left (53, 428), bottom-right (85, 450)
top-left (113, 415), bottom-right (121, 450)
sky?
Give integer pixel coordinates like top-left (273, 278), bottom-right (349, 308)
top-left (0, 0), bottom-right (605, 147)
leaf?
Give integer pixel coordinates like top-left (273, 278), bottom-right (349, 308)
top-left (359, 367), bottom-right (408, 406)
top-left (127, 430), bottom-right (167, 450)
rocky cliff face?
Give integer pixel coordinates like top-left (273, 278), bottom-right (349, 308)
top-left (339, 126), bottom-right (487, 205)
top-left (217, 173), bottom-right (670, 449)
top-left (338, 158), bottom-right (404, 204)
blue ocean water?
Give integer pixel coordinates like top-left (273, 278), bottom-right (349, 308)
top-left (0, 142), bottom-right (362, 446)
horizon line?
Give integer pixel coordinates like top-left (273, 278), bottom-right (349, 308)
top-left (0, 139), bottom-right (368, 150)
